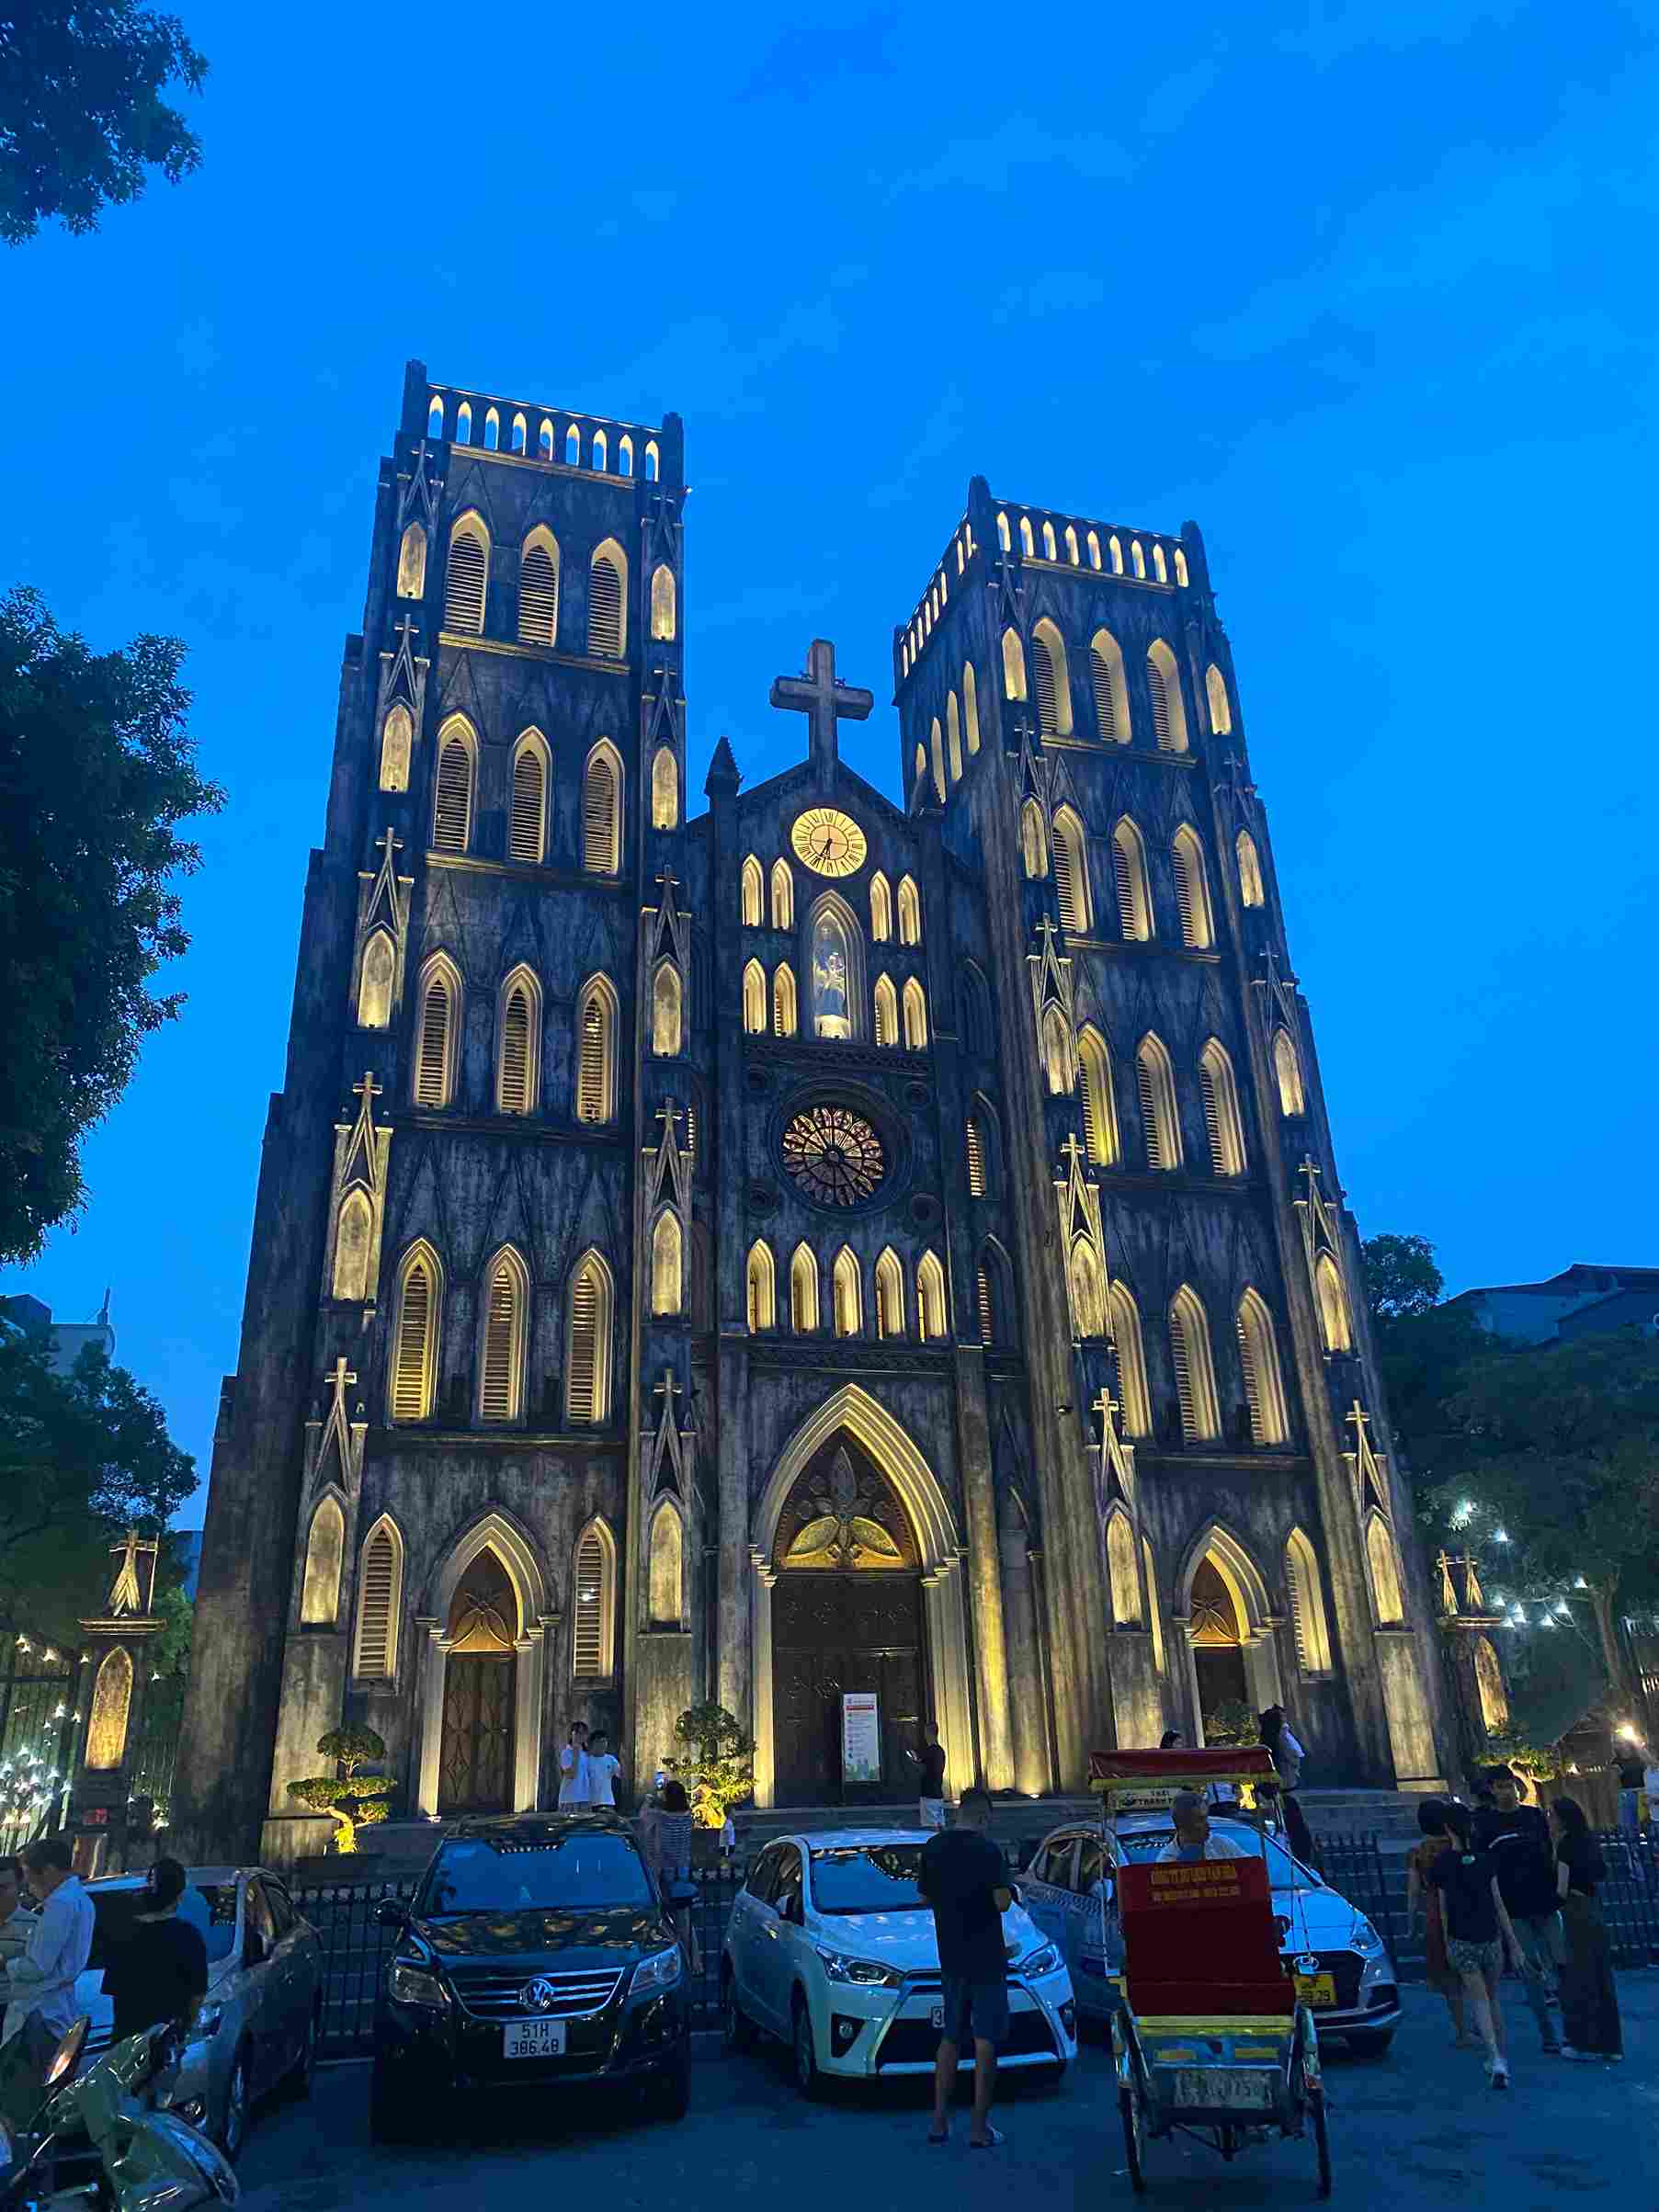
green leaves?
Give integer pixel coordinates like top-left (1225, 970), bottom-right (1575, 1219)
top-left (287, 1727), bottom-right (393, 1852)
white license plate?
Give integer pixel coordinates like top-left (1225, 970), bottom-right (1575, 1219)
top-left (1171, 2068), bottom-right (1275, 2110)
top-left (504, 2018), bottom-right (567, 2059)
top-left (930, 2005), bottom-right (944, 2030)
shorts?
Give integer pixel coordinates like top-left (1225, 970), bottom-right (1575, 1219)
top-left (1447, 1935), bottom-right (1502, 1977)
top-left (919, 1798), bottom-right (945, 1831)
top-left (939, 1974), bottom-right (1009, 2048)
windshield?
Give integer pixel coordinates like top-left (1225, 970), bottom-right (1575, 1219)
top-left (1116, 1827), bottom-right (1320, 1889)
top-left (417, 1835), bottom-right (653, 1916)
top-left (809, 1844), bottom-right (930, 1914)
top-left (88, 1883), bottom-right (238, 1969)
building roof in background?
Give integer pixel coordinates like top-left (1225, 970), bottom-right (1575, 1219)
top-left (0, 1292), bottom-right (116, 1371)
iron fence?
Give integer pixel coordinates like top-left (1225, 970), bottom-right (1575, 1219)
top-left (0, 1631), bottom-right (78, 1854)
top-left (290, 1877), bottom-right (418, 2057)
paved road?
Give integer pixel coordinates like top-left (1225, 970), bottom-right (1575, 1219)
top-left (239, 1979), bottom-right (1659, 2212)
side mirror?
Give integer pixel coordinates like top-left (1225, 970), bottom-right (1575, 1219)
top-left (374, 1900), bottom-right (408, 1930)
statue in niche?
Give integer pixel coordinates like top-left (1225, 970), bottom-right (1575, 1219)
top-left (811, 912), bottom-right (852, 1040)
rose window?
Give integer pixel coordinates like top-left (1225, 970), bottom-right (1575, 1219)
top-left (780, 1105), bottom-right (886, 1208)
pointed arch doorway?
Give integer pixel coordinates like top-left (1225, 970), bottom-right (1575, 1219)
top-left (438, 1547), bottom-right (517, 1813)
top-left (1179, 1526), bottom-right (1284, 1746)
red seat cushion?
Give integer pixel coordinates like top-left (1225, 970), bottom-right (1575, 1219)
top-left (1119, 1855), bottom-right (1293, 2015)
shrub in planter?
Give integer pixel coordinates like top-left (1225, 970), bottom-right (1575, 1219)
top-left (286, 1726), bottom-right (393, 1854)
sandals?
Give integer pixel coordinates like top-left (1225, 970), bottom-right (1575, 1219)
top-left (971, 2127), bottom-right (1006, 2150)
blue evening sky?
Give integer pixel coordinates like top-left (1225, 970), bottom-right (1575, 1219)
top-left (5, 1), bottom-right (1656, 1518)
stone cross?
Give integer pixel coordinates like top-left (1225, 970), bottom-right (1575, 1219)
top-left (653, 1368), bottom-right (681, 1419)
top-left (770, 640), bottom-right (872, 785)
top-left (327, 1356), bottom-right (358, 1407)
top-left (1057, 1132), bottom-right (1086, 1182)
top-left (108, 1528), bottom-right (156, 1616)
top-left (375, 827), bottom-right (403, 873)
top-left (654, 1099), bottom-right (684, 1152)
top-left (1091, 1384), bottom-right (1121, 1445)
top-left (352, 1072), bottom-right (381, 1114)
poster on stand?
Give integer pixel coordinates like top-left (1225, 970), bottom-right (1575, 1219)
top-left (841, 1691), bottom-right (881, 1785)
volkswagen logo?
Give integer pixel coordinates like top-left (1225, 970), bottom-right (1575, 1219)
top-left (1296, 1955), bottom-right (1320, 1977)
top-left (521, 1977), bottom-right (559, 2013)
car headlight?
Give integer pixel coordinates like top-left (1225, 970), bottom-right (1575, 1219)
top-left (1348, 1916), bottom-right (1385, 1958)
top-left (193, 2000), bottom-right (226, 2040)
top-left (1017, 1944), bottom-right (1062, 1978)
top-left (813, 1947), bottom-right (901, 1988)
top-left (631, 1946), bottom-right (683, 1995)
top-left (387, 1958), bottom-right (449, 2009)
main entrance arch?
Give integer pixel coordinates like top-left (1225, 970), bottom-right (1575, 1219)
top-left (751, 1386), bottom-right (972, 1809)
top-left (414, 1512), bottom-right (551, 1818)
top-left (1176, 1525), bottom-right (1284, 1746)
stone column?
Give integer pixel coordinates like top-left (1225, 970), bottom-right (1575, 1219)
top-left (998, 1497), bottom-right (1051, 1796)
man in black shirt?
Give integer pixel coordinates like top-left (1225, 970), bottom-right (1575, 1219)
top-left (913, 1723), bottom-right (948, 1832)
top-left (1472, 1768), bottom-right (1564, 2053)
top-left (104, 1858), bottom-right (209, 2047)
top-left (918, 1787), bottom-right (1011, 2149)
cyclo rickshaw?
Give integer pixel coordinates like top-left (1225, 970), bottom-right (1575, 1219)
top-left (1092, 1747), bottom-right (1332, 2198)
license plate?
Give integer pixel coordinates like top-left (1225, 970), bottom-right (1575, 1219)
top-left (1172, 2068), bottom-right (1275, 2110)
top-left (504, 2018), bottom-right (567, 2059)
top-left (1294, 1973), bottom-right (1336, 2008)
top-left (930, 2006), bottom-right (944, 2030)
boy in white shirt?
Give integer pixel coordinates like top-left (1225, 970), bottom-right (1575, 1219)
top-left (558, 1720), bottom-right (590, 1807)
top-left (586, 1731), bottom-right (622, 1808)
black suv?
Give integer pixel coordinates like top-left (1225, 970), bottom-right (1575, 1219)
top-left (370, 1811), bottom-right (691, 2139)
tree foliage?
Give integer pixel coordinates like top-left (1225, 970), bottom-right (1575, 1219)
top-left (0, 588), bottom-right (222, 1262)
top-left (0, 4), bottom-right (207, 244)
top-left (1359, 1232), bottom-right (1444, 1321)
top-left (0, 1313), bottom-right (197, 1640)
top-left (286, 1727), bottom-right (393, 1855)
top-left (663, 1701), bottom-right (755, 1829)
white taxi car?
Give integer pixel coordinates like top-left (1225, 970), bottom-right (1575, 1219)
top-left (1019, 1814), bottom-right (1400, 2054)
top-left (722, 1828), bottom-right (1077, 2095)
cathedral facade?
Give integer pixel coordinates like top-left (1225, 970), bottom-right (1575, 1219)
top-left (176, 363), bottom-right (1448, 1862)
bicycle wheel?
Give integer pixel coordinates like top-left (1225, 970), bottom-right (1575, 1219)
top-left (1309, 2084), bottom-right (1332, 2200)
top-left (1119, 2083), bottom-right (1147, 2195)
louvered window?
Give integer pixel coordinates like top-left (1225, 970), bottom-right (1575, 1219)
top-left (1078, 1033), bottom-right (1116, 1165)
top-left (355, 1526), bottom-right (398, 1676)
top-left (576, 990), bottom-right (610, 1123)
top-left (588, 554), bottom-right (623, 656)
top-left (1237, 831), bottom-right (1266, 908)
top-left (1236, 1290), bottom-right (1289, 1446)
top-left (498, 983), bottom-right (534, 1113)
top-left (433, 737), bottom-right (472, 853)
top-left (1273, 1028), bottom-right (1306, 1117)
top-left (976, 1264), bottom-right (995, 1345)
top-left (444, 525), bottom-right (487, 633)
top-left (414, 973), bottom-right (454, 1108)
top-left (873, 977), bottom-right (897, 1048)
top-left (1091, 644), bottom-right (1119, 740)
top-left (903, 980), bottom-right (927, 1050)
top-left (573, 1529), bottom-right (610, 1676)
top-left (1112, 822), bottom-right (1151, 940)
top-left (518, 543), bottom-right (558, 645)
top-left (1108, 1284), bottom-right (1152, 1435)
top-left (1137, 1037), bottom-right (1181, 1170)
top-left (567, 1265), bottom-right (602, 1422)
top-left (917, 1254), bottom-right (946, 1340)
top-left (1053, 815), bottom-right (1088, 935)
top-left (1286, 1529), bottom-right (1333, 1673)
top-left (1173, 830), bottom-right (1212, 948)
top-left (1199, 1042), bottom-right (1244, 1175)
top-left (875, 1253), bottom-right (903, 1340)
top-left (510, 746), bottom-right (545, 863)
top-left (1170, 1288), bottom-right (1220, 1443)
top-left (584, 752), bottom-right (619, 872)
top-left (480, 1259), bottom-right (520, 1421)
top-left (1146, 655), bottom-right (1172, 749)
top-left (1032, 633), bottom-right (1059, 738)
top-left (966, 1117), bottom-right (986, 1197)
top-left (391, 1262), bottom-right (434, 1422)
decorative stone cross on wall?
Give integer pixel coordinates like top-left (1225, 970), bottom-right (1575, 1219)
top-left (770, 639), bottom-right (873, 785)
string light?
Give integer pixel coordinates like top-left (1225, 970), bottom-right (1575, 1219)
top-left (1494, 1527), bottom-right (1511, 1544)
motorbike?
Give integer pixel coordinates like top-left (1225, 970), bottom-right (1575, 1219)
top-left (0, 2016), bottom-right (237, 2211)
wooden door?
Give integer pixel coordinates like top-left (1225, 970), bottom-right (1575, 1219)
top-left (771, 1571), bottom-right (925, 1806)
top-left (437, 1548), bottom-right (518, 1813)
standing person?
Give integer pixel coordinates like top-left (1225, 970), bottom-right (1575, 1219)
top-left (1257, 1707), bottom-right (1317, 1868)
top-left (0, 1839), bottom-right (95, 2126)
top-left (638, 1781), bottom-right (699, 1971)
top-left (1551, 1798), bottom-right (1622, 2061)
top-left (1155, 1793), bottom-right (1247, 1863)
top-left (0, 1857), bottom-right (37, 1967)
top-left (1427, 1800), bottom-right (1526, 2090)
top-left (585, 1731), bottom-right (622, 1809)
top-left (1159, 1730), bottom-right (1183, 1750)
top-left (913, 1723), bottom-right (947, 1832)
top-left (918, 1787), bottom-right (1012, 2150)
top-left (102, 1857), bottom-right (209, 2045)
top-left (1472, 1766), bottom-right (1564, 2055)
top-left (1405, 1800), bottom-right (1469, 2047)
top-left (557, 1720), bottom-right (590, 1807)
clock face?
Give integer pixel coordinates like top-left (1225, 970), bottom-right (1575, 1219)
top-left (790, 807), bottom-right (868, 879)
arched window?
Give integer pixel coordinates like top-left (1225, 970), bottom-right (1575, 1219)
top-left (1077, 1027), bottom-right (1118, 1165)
top-left (652, 959), bottom-right (683, 1055)
top-left (396, 520), bottom-right (426, 599)
top-left (444, 515), bottom-right (489, 633)
top-left (1206, 664), bottom-right (1232, 735)
top-left (426, 393), bottom-right (445, 437)
top-left (746, 1241), bottom-right (776, 1330)
top-left (1064, 524), bottom-right (1079, 565)
top-left (564, 424), bottom-right (580, 465)
top-left (413, 957), bottom-right (460, 1109)
top-left (902, 977), bottom-right (927, 1049)
top-left (947, 693), bottom-right (963, 781)
top-left (1030, 618), bottom-right (1072, 738)
top-left (741, 856), bottom-right (764, 926)
top-left (960, 965), bottom-right (992, 1056)
top-left (379, 701), bottom-right (412, 792)
top-left (591, 428), bottom-right (608, 471)
top-left (456, 400), bottom-right (472, 444)
top-left (1153, 543), bottom-right (1167, 583)
top-left (1285, 1528), bottom-right (1334, 1674)
top-left (1175, 549), bottom-right (1189, 586)
top-left (332, 1187), bottom-right (372, 1300)
top-left (1089, 629), bottom-right (1129, 743)
top-left (912, 743), bottom-right (926, 800)
top-left (929, 719), bottom-right (946, 800)
top-left (1367, 1516), bottom-right (1405, 1624)
top-left (1474, 1635), bottom-right (1508, 1732)
top-left (770, 860), bottom-right (794, 931)
top-left (1199, 1038), bottom-right (1246, 1175)
top-left (874, 1248), bottom-right (905, 1339)
top-left (1111, 818), bottom-right (1152, 941)
top-left (644, 439), bottom-right (660, 481)
top-left (1108, 1281), bottom-right (1151, 1435)
top-left (1041, 518), bottom-right (1057, 560)
top-left (479, 1246), bottom-right (528, 1421)
top-left (869, 872), bottom-right (892, 941)
top-left (538, 417), bottom-right (553, 459)
top-left (1109, 533), bottom-right (1123, 573)
top-left (1236, 1287), bottom-right (1290, 1446)
top-left (1131, 539), bottom-right (1146, 578)
top-left (300, 1493), bottom-right (345, 1625)
top-left (810, 904), bottom-right (858, 1038)
top-left (790, 1243), bottom-right (819, 1332)
top-left (567, 1252), bottom-right (615, 1419)
top-left (917, 1250), bottom-right (947, 1340)
top-left (1272, 1028), bottom-right (1306, 1117)
top-left (648, 1503), bottom-right (683, 1625)
top-left (896, 876), bottom-right (921, 945)
top-left (976, 1242), bottom-right (1010, 1344)
top-left (1018, 516), bottom-right (1035, 557)
top-left (518, 526), bottom-right (559, 646)
top-left (1315, 1253), bottom-right (1353, 1354)
top-left (1172, 825), bottom-right (1214, 948)
top-left (872, 973), bottom-right (898, 1047)
top-left (1020, 799), bottom-right (1049, 879)
top-left (1146, 639), bottom-right (1188, 753)
top-left (1070, 1240), bottom-right (1106, 1336)
top-left (432, 720), bottom-right (475, 853)
top-left (572, 1521), bottom-right (616, 1676)
top-left (771, 962), bottom-right (797, 1038)
top-left (1002, 626), bottom-right (1027, 702)
top-left (1042, 1004), bottom-right (1073, 1096)
top-left (1236, 830), bottom-right (1265, 907)
top-left (483, 405), bottom-right (500, 450)
top-left (510, 411), bottom-right (527, 454)
top-left (1169, 1286), bottom-right (1221, 1442)
top-left (1108, 1512), bottom-right (1141, 1625)
top-left (587, 541), bottom-right (626, 657)
top-left (574, 977), bottom-right (618, 1123)
top-left (1144, 1535), bottom-right (1166, 1672)
top-left (832, 1247), bottom-right (861, 1337)
top-left (997, 510), bottom-right (1011, 550)
top-left (390, 1245), bottom-right (440, 1422)
top-left (651, 744), bottom-right (678, 830)
top-left (1052, 808), bottom-right (1090, 934)
top-left (1136, 1034), bottom-right (1182, 1170)
top-left (618, 434), bottom-right (634, 477)
top-left (497, 967), bottom-right (541, 1113)
top-left (353, 1517), bottom-right (403, 1678)
top-left (963, 661), bottom-right (980, 753)
top-left (651, 563), bottom-right (676, 641)
top-left (509, 732), bottom-right (549, 863)
top-left (357, 928), bottom-right (394, 1029)
top-left (1086, 529), bottom-right (1101, 570)
top-left (966, 1111), bottom-right (988, 1197)
top-left (742, 959), bottom-right (767, 1035)
top-left (583, 742), bottom-right (622, 873)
